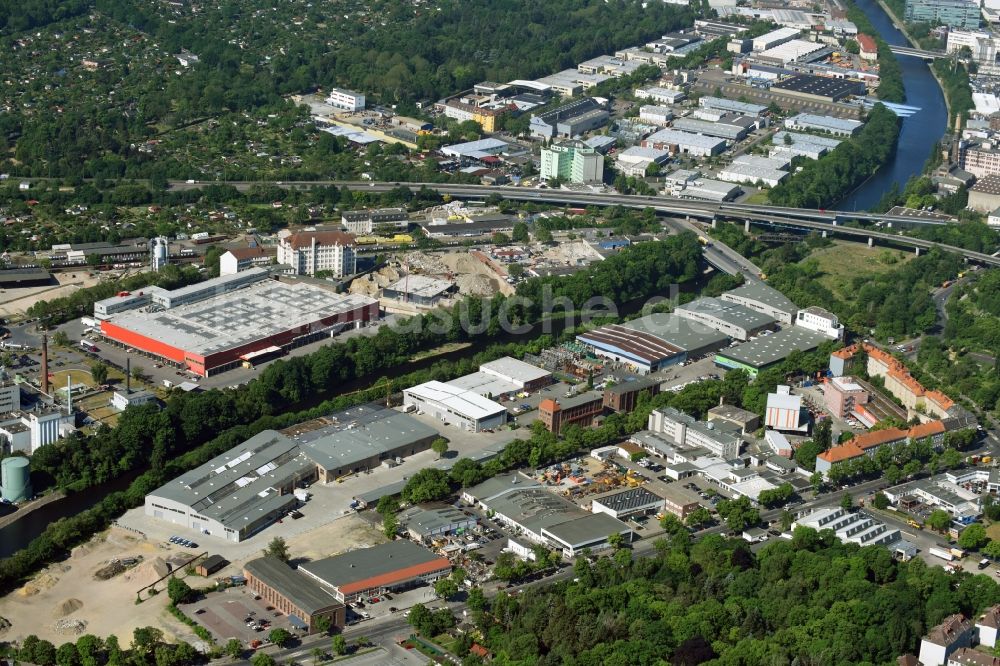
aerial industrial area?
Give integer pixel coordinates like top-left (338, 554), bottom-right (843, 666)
top-left (5, 0), bottom-right (1000, 662)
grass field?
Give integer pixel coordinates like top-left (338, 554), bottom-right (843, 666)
top-left (808, 242), bottom-right (913, 301)
top-left (49, 368), bottom-right (95, 389)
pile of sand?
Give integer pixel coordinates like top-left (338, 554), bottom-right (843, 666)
top-left (456, 274), bottom-right (498, 297)
top-left (124, 557), bottom-right (169, 587)
top-left (441, 253), bottom-right (481, 274)
top-left (18, 572), bottom-right (60, 597)
top-left (53, 619), bottom-right (87, 636)
top-left (94, 561), bottom-right (126, 580)
top-left (52, 598), bottom-right (83, 618)
top-left (402, 251), bottom-right (447, 274)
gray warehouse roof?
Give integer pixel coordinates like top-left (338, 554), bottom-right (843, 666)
top-left (464, 474), bottom-right (541, 503)
top-left (621, 313), bottom-right (731, 352)
top-left (592, 487), bottom-right (664, 513)
top-left (300, 412), bottom-right (438, 472)
top-left (488, 487), bottom-right (586, 536)
top-left (718, 327), bottom-right (830, 369)
top-left (297, 541), bottom-right (445, 589)
top-left (722, 281), bottom-right (797, 315)
top-left (401, 506), bottom-right (476, 537)
top-left (676, 297), bottom-right (778, 331)
top-left (542, 512), bottom-right (633, 548)
top-left (244, 557), bottom-right (342, 614)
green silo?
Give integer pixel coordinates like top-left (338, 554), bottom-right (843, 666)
top-left (1, 456), bottom-right (31, 503)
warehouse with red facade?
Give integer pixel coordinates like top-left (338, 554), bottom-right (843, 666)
top-left (99, 273), bottom-right (378, 377)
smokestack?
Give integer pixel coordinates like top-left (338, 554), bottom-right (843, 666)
top-left (126, 357), bottom-right (131, 394)
top-left (41, 334), bottom-right (49, 396)
top-left (67, 375), bottom-right (72, 415)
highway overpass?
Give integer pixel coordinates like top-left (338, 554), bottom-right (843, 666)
top-left (168, 180), bottom-right (1000, 267)
top-left (888, 45), bottom-right (947, 60)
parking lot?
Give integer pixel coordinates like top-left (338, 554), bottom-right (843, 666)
top-left (185, 586), bottom-right (299, 644)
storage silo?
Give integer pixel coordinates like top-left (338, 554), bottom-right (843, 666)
top-left (1, 456), bottom-right (31, 504)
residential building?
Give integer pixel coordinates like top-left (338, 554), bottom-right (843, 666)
top-left (784, 113), bottom-right (864, 136)
top-left (949, 648), bottom-right (1000, 665)
top-left (816, 421), bottom-right (948, 476)
top-left (244, 557), bottom-right (345, 633)
top-left (720, 281), bottom-right (797, 325)
top-left (824, 375), bottom-right (869, 418)
top-left (540, 141), bottom-right (604, 184)
top-left (977, 605), bottom-right (1000, 649)
top-left (442, 100), bottom-right (502, 132)
top-left (297, 541), bottom-right (452, 603)
top-left (862, 343), bottom-right (955, 418)
top-left (905, 0), bottom-right (980, 28)
top-left (403, 380), bottom-right (507, 432)
top-left (674, 296), bottom-right (778, 341)
top-left (340, 208), bottom-right (408, 235)
top-left (959, 140), bottom-right (1000, 179)
top-left (794, 305), bottom-right (845, 340)
top-left (919, 614), bottom-right (976, 666)
top-left (765, 385), bottom-right (808, 432)
top-left (857, 34), bottom-right (879, 61)
top-left (219, 247), bottom-right (272, 275)
top-left (325, 88), bottom-right (366, 111)
top-left (647, 406), bottom-right (742, 459)
top-left (277, 230), bottom-right (357, 277)
top-left (538, 395), bottom-right (604, 435)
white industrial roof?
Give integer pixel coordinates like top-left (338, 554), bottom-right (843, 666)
top-left (479, 356), bottom-right (550, 385)
top-left (646, 128), bottom-right (727, 149)
top-left (441, 138), bottom-right (509, 158)
top-left (405, 380), bottom-right (507, 420)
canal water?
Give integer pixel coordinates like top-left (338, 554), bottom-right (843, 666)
top-left (841, 0), bottom-right (949, 211)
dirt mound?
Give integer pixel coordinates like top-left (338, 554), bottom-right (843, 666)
top-left (94, 561), bottom-right (126, 580)
top-left (0, 616), bottom-right (10, 634)
top-left (53, 618), bottom-right (87, 636)
top-left (124, 557), bottom-right (169, 587)
top-left (52, 598), bottom-right (83, 618)
top-left (18, 572), bottom-right (59, 597)
top-left (456, 273), bottom-right (499, 297)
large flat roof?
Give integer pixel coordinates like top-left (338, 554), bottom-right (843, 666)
top-left (487, 487), bottom-right (586, 536)
top-left (623, 313), bottom-right (731, 351)
top-left (404, 380), bottom-right (508, 420)
top-left (592, 487), bottom-right (663, 513)
top-left (722, 281), bottom-right (798, 314)
top-left (541, 512), bottom-right (633, 548)
top-left (106, 280), bottom-right (376, 357)
top-left (676, 297), bottom-right (778, 331)
top-left (718, 327), bottom-right (829, 368)
top-left (244, 557), bottom-right (342, 614)
top-left (576, 323), bottom-right (684, 366)
top-left (148, 429), bottom-right (313, 530)
top-left (479, 356), bottom-right (551, 385)
top-left (298, 541), bottom-right (449, 595)
top-left (299, 412), bottom-right (438, 472)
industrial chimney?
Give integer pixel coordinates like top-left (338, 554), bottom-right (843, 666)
top-left (40, 333), bottom-right (49, 396)
top-left (126, 357), bottom-right (131, 394)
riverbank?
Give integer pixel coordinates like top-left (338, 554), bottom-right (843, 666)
top-left (873, 0), bottom-right (955, 124)
top-left (0, 492), bottom-right (65, 532)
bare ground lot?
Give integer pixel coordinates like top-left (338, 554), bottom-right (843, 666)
top-left (0, 515), bottom-right (385, 645)
top-left (0, 272), bottom-right (102, 319)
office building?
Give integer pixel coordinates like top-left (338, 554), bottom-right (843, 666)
top-left (277, 230), bottom-right (357, 277)
top-left (794, 305), bottom-right (845, 339)
top-left (325, 88), bottom-right (366, 111)
top-left (947, 30), bottom-right (1000, 73)
top-left (707, 404), bottom-right (760, 434)
top-left (958, 140), bottom-right (1000, 179)
top-left (603, 376), bottom-right (662, 413)
top-left (340, 208), bottom-right (409, 235)
top-left (540, 141), bottom-right (604, 184)
top-left (244, 557), bottom-right (345, 633)
top-left (101, 279), bottom-right (378, 377)
top-left (219, 247), bottom-right (272, 276)
top-left (905, 0), bottom-right (980, 28)
top-left (111, 389), bottom-right (157, 412)
top-left (675, 297), bottom-right (778, 341)
top-left (442, 100), bottom-right (502, 132)
top-left (720, 281), bottom-right (797, 325)
top-left (0, 382), bottom-right (20, 415)
top-left (824, 375), bottom-right (869, 418)
top-left (648, 406), bottom-right (742, 459)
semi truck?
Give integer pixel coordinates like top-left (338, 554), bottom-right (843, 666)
top-left (929, 546), bottom-right (955, 561)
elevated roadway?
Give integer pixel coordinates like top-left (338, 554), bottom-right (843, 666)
top-left (888, 44), bottom-right (947, 60)
top-left (167, 180), bottom-right (1000, 267)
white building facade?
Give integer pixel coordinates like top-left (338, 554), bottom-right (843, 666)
top-left (277, 231), bottom-right (357, 277)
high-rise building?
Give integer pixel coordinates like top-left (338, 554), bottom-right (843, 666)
top-left (277, 230), bottom-right (357, 277)
top-left (905, 0), bottom-right (980, 28)
top-left (540, 141), bottom-right (604, 184)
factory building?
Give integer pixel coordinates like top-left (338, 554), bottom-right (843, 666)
top-left (784, 113), bottom-right (864, 136)
top-left (642, 128), bottom-right (728, 157)
top-left (771, 75), bottom-right (866, 103)
top-left (244, 557), bottom-right (345, 633)
top-left (297, 541), bottom-right (451, 603)
top-left (538, 395), bottom-right (604, 435)
top-left (603, 376), bottom-right (662, 413)
top-left (714, 327), bottom-right (830, 378)
top-left (720, 281), bottom-right (797, 325)
top-left (765, 385), bottom-right (808, 433)
top-left (100, 278), bottom-right (378, 377)
top-left (381, 275), bottom-right (456, 308)
top-left (590, 487), bottom-right (664, 520)
top-left (403, 381), bottom-right (508, 432)
top-left (674, 297), bottom-right (778, 341)
top-left (529, 98), bottom-right (609, 139)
